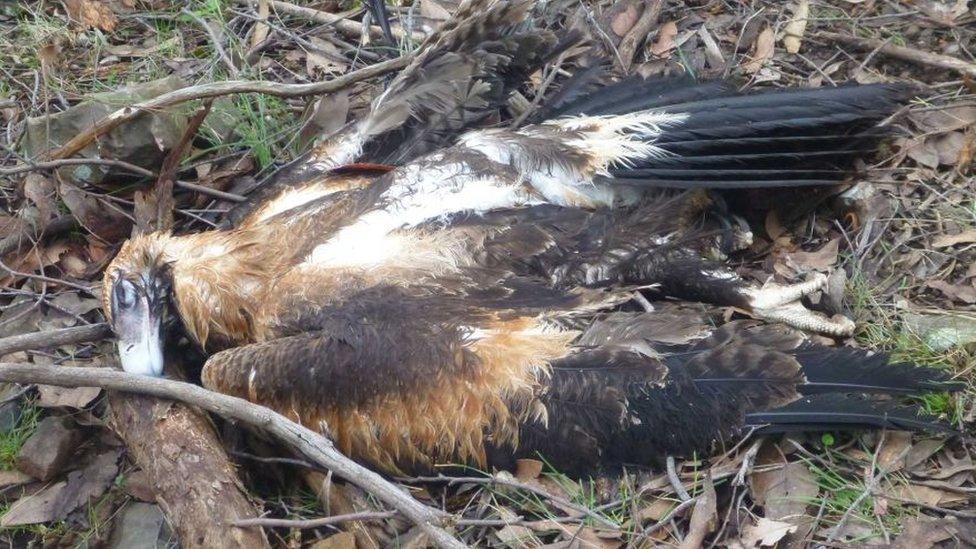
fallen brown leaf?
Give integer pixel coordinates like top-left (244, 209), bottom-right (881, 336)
top-left (783, 238), bottom-right (839, 273)
top-left (679, 476), bottom-right (716, 549)
top-left (743, 27), bottom-right (775, 73)
top-left (877, 431), bottom-right (913, 474)
top-left (933, 132), bottom-right (967, 166)
top-left (37, 385), bottom-right (101, 409)
top-left (311, 531), bottom-right (357, 549)
top-left (782, 0), bottom-right (809, 54)
top-left (891, 517), bottom-right (958, 549)
top-left (650, 21), bottom-right (678, 57)
top-left (884, 483), bottom-right (968, 507)
top-left (750, 461), bottom-right (819, 524)
top-left (515, 458), bottom-right (543, 481)
top-left (911, 106), bottom-right (976, 134)
top-left (609, 0), bottom-right (641, 37)
top-left (932, 229), bottom-right (976, 247)
top-left (2, 449), bottom-right (121, 526)
top-left (740, 517), bottom-right (798, 547)
top-left (64, 0), bottom-right (118, 32)
top-left (926, 280), bottom-right (976, 304)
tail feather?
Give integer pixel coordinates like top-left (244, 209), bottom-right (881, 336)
top-left (745, 394), bottom-right (957, 434)
top-left (793, 345), bottom-right (964, 394)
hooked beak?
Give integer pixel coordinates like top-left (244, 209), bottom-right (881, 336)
top-left (116, 320), bottom-right (164, 377)
top-left (112, 280), bottom-right (166, 377)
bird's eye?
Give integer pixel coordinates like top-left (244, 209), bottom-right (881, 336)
top-left (114, 280), bottom-right (137, 309)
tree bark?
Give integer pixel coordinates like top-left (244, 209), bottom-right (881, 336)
top-left (108, 393), bottom-right (270, 549)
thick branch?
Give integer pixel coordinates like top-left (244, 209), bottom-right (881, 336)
top-left (819, 31), bottom-right (976, 77)
top-left (0, 363), bottom-right (464, 549)
top-left (45, 56), bottom-right (410, 161)
top-left (108, 393), bottom-right (271, 548)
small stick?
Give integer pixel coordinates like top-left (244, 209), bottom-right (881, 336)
top-left (404, 474), bottom-right (619, 529)
top-left (0, 363), bottom-right (464, 549)
top-left (183, 8), bottom-right (240, 77)
top-left (818, 31), bottom-right (976, 77)
top-left (248, 0), bottom-right (424, 43)
top-left (44, 56), bottom-right (410, 161)
top-left (666, 456), bottom-right (692, 502)
top-left (0, 323), bottom-right (110, 357)
top-left (0, 158), bottom-right (246, 202)
top-left (234, 510), bottom-right (398, 529)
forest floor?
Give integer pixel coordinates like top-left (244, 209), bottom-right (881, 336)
top-left (0, 0), bottom-right (974, 547)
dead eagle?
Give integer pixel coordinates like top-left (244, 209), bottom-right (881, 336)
top-left (101, 0), bottom-right (959, 476)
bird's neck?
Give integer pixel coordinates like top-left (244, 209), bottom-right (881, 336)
top-left (160, 229), bottom-right (279, 350)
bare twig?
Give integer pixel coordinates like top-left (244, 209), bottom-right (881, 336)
top-left (44, 56), bottom-right (410, 161)
top-left (617, 0), bottom-right (663, 72)
top-left (0, 158), bottom-right (245, 202)
top-left (819, 31), bottom-right (976, 77)
top-left (182, 8), bottom-right (241, 77)
top-left (0, 323), bottom-right (110, 356)
top-left (246, 0), bottom-right (425, 43)
top-left (667, 456), bottom-right (692, 502)
top-left (0, 363), bottom-right (464, 549)
top-left (404, 474), bottom-right (619, 528)
top-left (234, 510), bottom-right (398, 529)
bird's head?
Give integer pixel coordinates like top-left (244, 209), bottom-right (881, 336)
top-left (102, 234), bottom-right (175, 377)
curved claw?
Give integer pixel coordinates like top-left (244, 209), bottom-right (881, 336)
top-left (745, 273), bottom-right (856, 337)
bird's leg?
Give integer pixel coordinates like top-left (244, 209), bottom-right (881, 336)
top-left (741, 273), bottom-right (855, 337)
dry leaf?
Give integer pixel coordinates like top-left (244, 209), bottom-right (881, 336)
top-left (37, 385), bottom-right (101, 409)
top-left (905, 439), bottom-right (946, 472)
top-left (638, 497), bottom-right (677, 522)
top-left (305, 37), bottom-right (348, 77)
top-left (891, 517), bottom-right (959, 548)
top-left (698, 26), bottom-right (725, 68)
top-left (1, 449), bottom-right (121, 526)
top-left (743, 27), bottom-right (775, 73)
top-left (679, 476), bottom-right (716, 549)
top-left (784, 238), bottom-right (839, 273)
top-left (104, 37), bottom-right (179, 58)
top-left (311, 531), bottom-right (357, 549)
top-left (933, 132), bottom-right (967, 166)
top-left (750, 461), bottom-right (819, 524)
top-left (252, 0), bottom-right (270, 48)
top-left (420, 0), bottom-right (453, 24)
top-left (911, 106), bottom-right (976, 134)
top-left (885, 483), bottom-right (968, 507)
top-left (917, 0), bottom-right (970, 26)
top-left (926, 280), bottom-right (976, 304)
top-left (576, 526), bottom-right (623, 549)
top-left (740, 517), bottom-right (798, 547)
top-left (932, 229), bottom-right (976, 247)
top-left (515, 458), bottom-right (543, 481)
top-left (22, 173), bottom-right (58, 226)
top-left (650, 21), bottom-right (678, 57)
top-left (783, 1), bottom-right (810, 54)
top-left (64, 0), bottom-right (118, 32)
top-left (494, 507), bottom-right (538, 546)
top-left (609, 1), bottom-right (641, 37)
top-left (877, 431), bottom-right (913, 473)
top-left (906, 137), bottom-right (941, 169)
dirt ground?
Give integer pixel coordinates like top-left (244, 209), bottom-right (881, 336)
top-left (0, 0), bottom-right (974, 547)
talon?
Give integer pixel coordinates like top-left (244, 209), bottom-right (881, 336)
top-left (743, 273), bottom-right (853, 337)
top-left (747, 273), bottom-right (828, 309)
